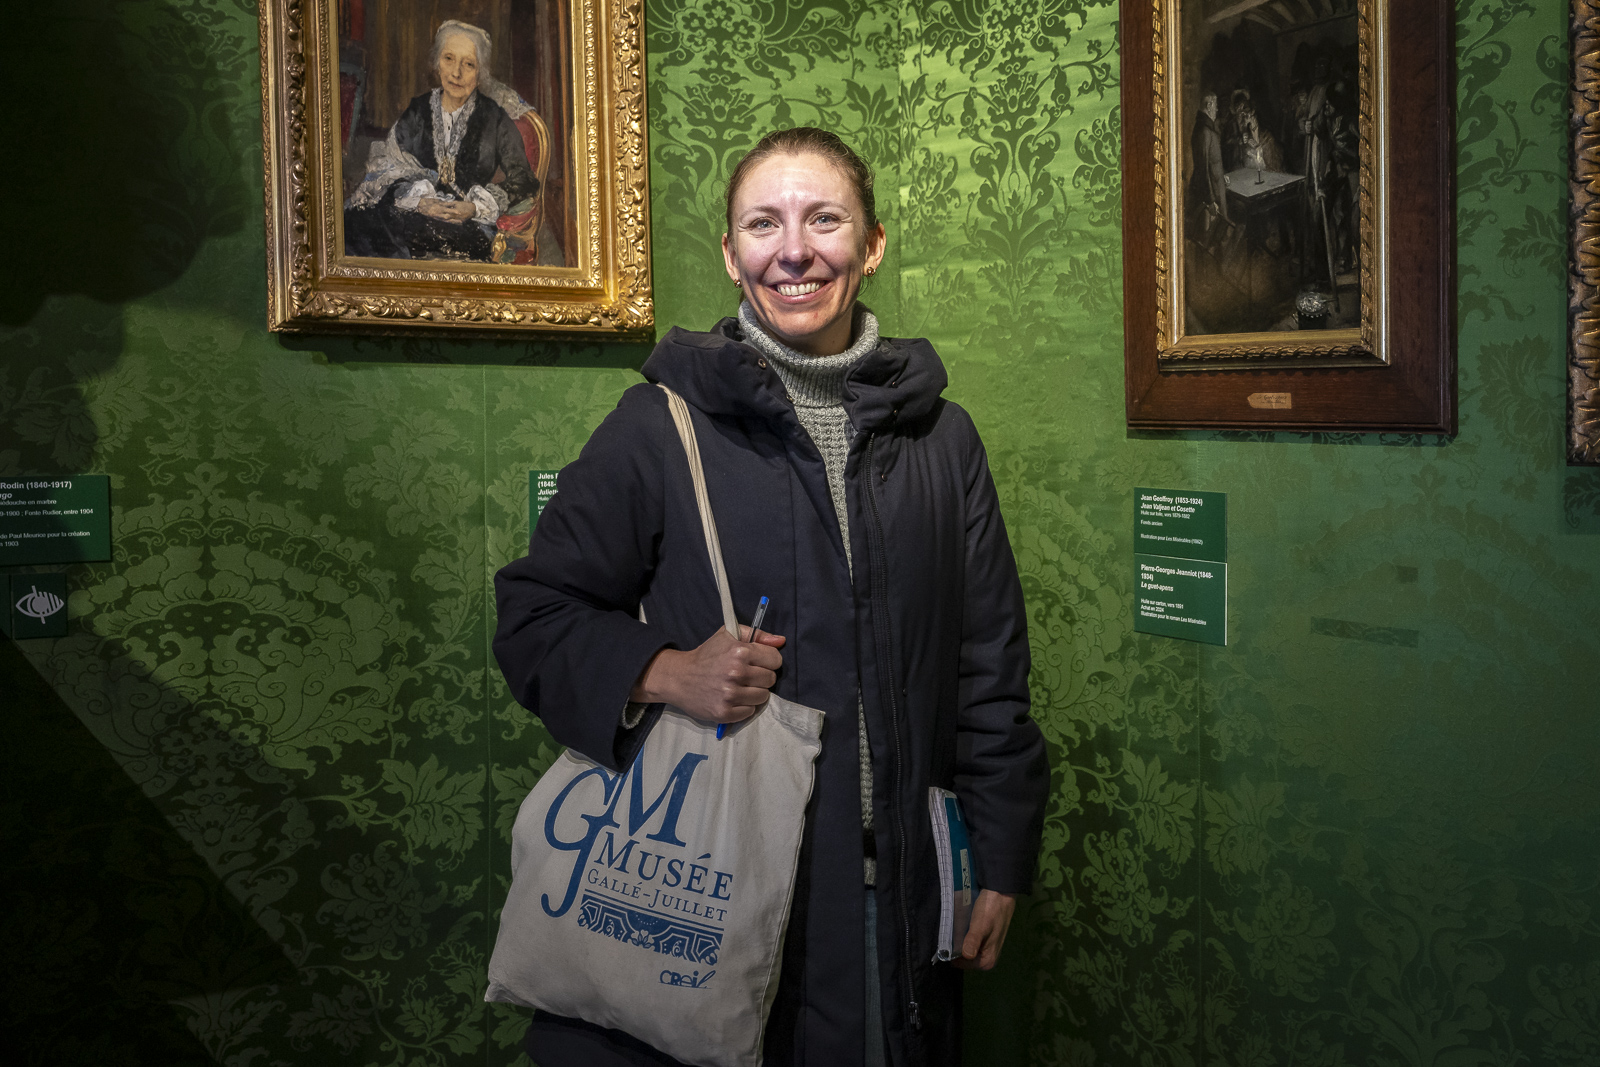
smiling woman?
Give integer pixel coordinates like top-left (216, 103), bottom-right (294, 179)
top-left (720, 130), bottom-right (885, 355)
top-left (492, 126), bottom-right (1049, 1067)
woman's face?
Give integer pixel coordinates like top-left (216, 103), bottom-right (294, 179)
top-left (437, 33), bottom-right (481, 107)
top-left (722, 151), bottom-right (886, 356)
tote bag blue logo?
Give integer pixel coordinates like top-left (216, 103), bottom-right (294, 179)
top-left (540, 749), bottom-right (709, 919)
top-left (540, 748), bottom-right (734, 968)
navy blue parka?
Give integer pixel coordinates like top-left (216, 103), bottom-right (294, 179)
top-left (493, 319), bottom-right (1050, 1067)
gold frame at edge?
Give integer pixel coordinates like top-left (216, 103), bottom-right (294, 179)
top-left (258, 0), bottom-right (652, 336)
top-left (1571, 1), bottom-right (1600, 464)
top-left (1153, 0), bottom-right (1383, 367)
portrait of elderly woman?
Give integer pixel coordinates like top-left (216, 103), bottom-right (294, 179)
top-left (340, 9), bottom-right (572, 266)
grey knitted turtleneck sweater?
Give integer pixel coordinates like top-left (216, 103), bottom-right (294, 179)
top-left (738, 300), bottom-right (880, 884)
top-left (738, 301), bottom-right (878, 563)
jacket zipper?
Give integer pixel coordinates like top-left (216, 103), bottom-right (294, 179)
top-left (863, 432), bottom-right (922, 1032)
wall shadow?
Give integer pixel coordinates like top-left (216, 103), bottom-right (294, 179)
top-left (0, 300), bottom-right (125, 476)
top-left (0, 612), bottom-right (495, 1065)
top-left (0, 0), bottom-right (246, 326)
top-left (0, 639), bottom-right (295, 1065)
top-left (279, 331), bottom-right (655, 370)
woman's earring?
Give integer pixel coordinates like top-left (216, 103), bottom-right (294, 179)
top-left (734, 279), bottom-right (742, 288)
top-left (865, 266), bottom-right (877, 276)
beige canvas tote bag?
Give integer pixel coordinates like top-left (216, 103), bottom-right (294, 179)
top-left (486, 386), bottom-right (826, 1067)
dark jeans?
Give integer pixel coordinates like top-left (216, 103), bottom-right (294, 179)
top-left (865, 887), bottom-right (887, 1067)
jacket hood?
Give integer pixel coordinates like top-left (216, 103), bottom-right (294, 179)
top-left (640, 317), bottom-right (948, 435)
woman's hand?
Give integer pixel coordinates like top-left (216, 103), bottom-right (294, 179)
top-left (953, 890), bottom-right (1015, 970)
top-left (418, 197), bottom-right (476, 222)
top-left (630, 626), bottom-right (785, 725)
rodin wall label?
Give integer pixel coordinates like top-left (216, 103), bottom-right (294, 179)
top-left (0, 476), bottom-right (112, 567)
top-left (1134, 487), bottom-right (1227, 646)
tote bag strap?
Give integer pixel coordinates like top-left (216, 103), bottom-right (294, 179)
top-left (657, 384), bottom-right (740, 638)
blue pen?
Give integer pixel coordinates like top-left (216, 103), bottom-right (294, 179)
top-left (718, 595), bottom-right (769, 739)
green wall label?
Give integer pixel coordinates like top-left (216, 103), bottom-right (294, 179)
top-left (0, 476), bottom-right (112, 566)
top-left (1134, 554), bottom-right (1227, 646)
top-left (1134, 488), bottom-right (1228, 645)
top-left (6, 572), bottom-right (69, 639)
top-left (529, 470), bottom-right (560, 534)
top-left (1134, 486), bottom-right (1226, 563)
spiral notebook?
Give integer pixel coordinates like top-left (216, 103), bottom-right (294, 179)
top-left (928, 787), bottom-right (974, 961)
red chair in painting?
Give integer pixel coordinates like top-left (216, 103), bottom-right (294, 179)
top-left (493, 109), bottom-right (554, 265)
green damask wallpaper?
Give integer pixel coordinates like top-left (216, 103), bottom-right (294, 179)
top-left (1, 1), bottom-right (1595, 1064)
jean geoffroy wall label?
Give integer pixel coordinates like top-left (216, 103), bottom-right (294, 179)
top-left (1134, 487), bottom-right (1227, 646)
top-left (0, 476), bottom-right (111, 567)
top-left (1134, 486), bottom-right (1226, 562)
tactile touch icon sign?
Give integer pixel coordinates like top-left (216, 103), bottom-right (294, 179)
top-left (15, 584), bottom-right (64, 623)
top-left (3, 573), bottom-right (69, 639)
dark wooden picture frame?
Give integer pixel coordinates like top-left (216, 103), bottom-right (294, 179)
top-left (1121, 0), bottom-right (1455, 432)
top-left (1571, 1), bottom-right (1600, 464)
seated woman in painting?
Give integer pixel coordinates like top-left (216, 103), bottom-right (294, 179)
top-left (344, 20), bottom-right (538, 261)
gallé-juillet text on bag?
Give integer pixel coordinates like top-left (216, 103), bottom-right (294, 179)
top-left (486, 386), bottom-right (826, 1067)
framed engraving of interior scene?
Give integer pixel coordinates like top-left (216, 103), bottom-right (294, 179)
top-left (260, 0), bottom-right (652, 335)
top-left (1121, 0), bottom-right (1454, 431)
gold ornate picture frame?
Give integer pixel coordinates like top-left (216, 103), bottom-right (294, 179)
top-left (258, 0), bottom-right (651, 336)
top-left (1122, 0), bottom-right (1454, 431)
top-left (1571, 1), bottom-right (1600, 464)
